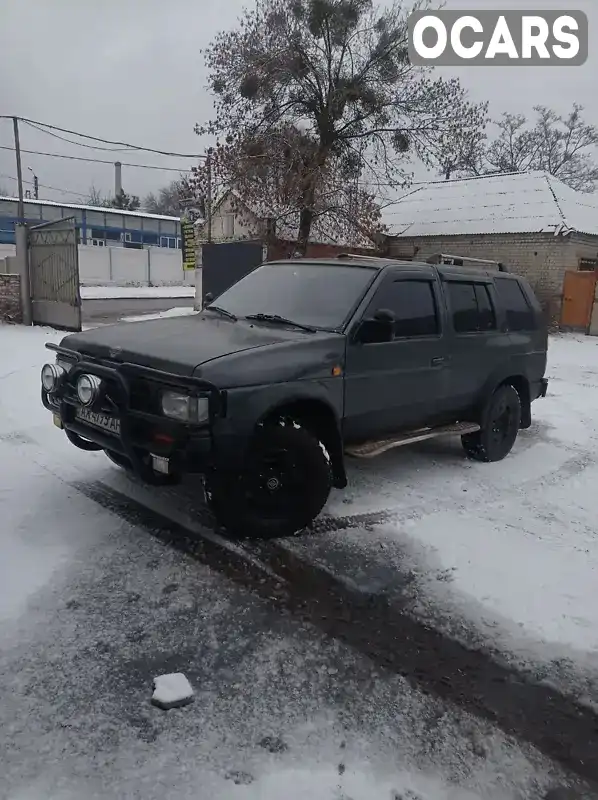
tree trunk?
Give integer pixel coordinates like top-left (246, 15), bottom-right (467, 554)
top-left (294, 148), bottom-right (327, 257)
top-left (295, 204), bottom-right (314, 256)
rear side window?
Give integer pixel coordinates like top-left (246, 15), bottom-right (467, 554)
top-left (494, 278), bottom-right (536, 331)
top-left (447, 281), bottom-right (497, 333)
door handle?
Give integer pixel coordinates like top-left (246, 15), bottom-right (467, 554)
top-left (431, 356), bottom-right (446, 366)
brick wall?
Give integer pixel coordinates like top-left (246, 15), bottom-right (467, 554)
top-left (267, 239), bottom-right (378, 261)
top-left (0, 274), bottom-right (22, 323)
top-left (387, 231), bottom-right (598, 321)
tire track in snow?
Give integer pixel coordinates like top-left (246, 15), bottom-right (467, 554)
top-left (71, 478), bottom-right (598, 791)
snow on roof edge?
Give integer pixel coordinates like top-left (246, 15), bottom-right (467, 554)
top-left (0, 195), bottom-right (180, 222)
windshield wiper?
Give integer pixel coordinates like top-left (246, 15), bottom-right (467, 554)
top-left (244, 313), bottom-right (317, 333)
top-left (204, 305), bottom-right (237, 322)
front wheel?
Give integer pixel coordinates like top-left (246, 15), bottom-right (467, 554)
top-left (206, 425), bottom-right (332, 538)
top-left (462, 384), bottom-right (521, 462)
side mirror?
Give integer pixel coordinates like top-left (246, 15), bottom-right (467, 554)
top-left (372, 308), bottom-right (396, 325)
top-left (355, 308), bottom-right (395, 344)
top-left (203, 291), bottom-right (214, 307)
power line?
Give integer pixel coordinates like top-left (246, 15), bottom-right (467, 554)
top-left (0, 144), bottom-right (193, 173)
top-left (0, 172), bottom-right (88, 199)
top-left (0, 115), bottom-right (206, 159)
top-left (22, 121), bottom-right (136, 153)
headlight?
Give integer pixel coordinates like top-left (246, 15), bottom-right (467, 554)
top-left (76, 374), bottom-right (102, 406)
top-left (41, 363), bottom-right (65, 392)
top-left (161, 391), bottom-right (209, 423)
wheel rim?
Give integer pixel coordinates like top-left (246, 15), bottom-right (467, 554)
top-left (490, 398), bottom-right (517, 446)
top-left (242, 445), bottom-right (309, 519)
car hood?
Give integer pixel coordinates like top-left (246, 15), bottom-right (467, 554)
top-left (59, 312), bottom-right (342, 377)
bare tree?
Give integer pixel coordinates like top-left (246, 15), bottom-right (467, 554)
top-left (86, 185), bottom-right (106, 207)
top-left (103, 189), bottom-right (141, 211)
top-left (481, 105), bottom-right (598, 192)
top-left (196, 0), bottom-right (488, 252)
top-left (144, 177), bottom-right (204, 219)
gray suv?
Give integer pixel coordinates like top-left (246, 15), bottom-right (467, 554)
top-left (40, 255), bottom-right (548, 537)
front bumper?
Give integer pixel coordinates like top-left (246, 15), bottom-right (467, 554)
top-left (42, 342), bottom-right (225, 479)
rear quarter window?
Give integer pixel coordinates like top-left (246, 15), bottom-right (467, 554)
top-left (494, 278), bottom-right (536, 331)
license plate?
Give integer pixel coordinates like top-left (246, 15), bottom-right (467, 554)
top-left (75, 407), bottom-right (121, 435)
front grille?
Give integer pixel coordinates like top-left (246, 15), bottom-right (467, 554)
top-left (129, 378), bottom-right (162, 415)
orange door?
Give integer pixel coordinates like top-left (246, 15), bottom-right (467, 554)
top-left (561, 270), bottom-right (597, 330)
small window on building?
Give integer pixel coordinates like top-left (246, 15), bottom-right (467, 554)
top-left (91, 239), bottom-right (105, 247)
top-left (447, 281), bottom-right (496, 333)
top-left (120, 232), bottom-right (132, 243)
top-left (223, 213), bottom-right (235, 238)
top-left (367, 280), bottom-right (439, 338)
top-left (160, 235), bottom-right (177, 249)
top-left (494, 278), bottom-right (535, 331)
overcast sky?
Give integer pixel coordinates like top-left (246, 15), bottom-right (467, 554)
top-left (0, 0), bottom-right (596, 206)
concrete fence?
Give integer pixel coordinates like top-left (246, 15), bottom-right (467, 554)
top-left (78, 245), bottom-right (194, 287)
top-left (0, 243), bottom-right (193, 287)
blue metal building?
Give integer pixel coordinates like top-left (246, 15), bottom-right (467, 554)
top-left (0, 196), bottom-right (181, 249)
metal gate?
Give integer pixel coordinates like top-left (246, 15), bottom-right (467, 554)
top-left (201, 240), bottom-right (266, 305)
top-left (29, 218), bottom-right (82, 331)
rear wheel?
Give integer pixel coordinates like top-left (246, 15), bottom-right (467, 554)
top-left (462, 384), bottom-right (521, 462)
top-left (206, 424), bottom-right (332, 538)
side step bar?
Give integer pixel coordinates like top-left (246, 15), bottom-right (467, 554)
top-left (345, 421), bottom-right (481, 459)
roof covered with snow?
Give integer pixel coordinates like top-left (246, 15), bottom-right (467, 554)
top-left (0, 194), bottom-right (180, 222)
top-left (385, 172), bottom-right (598, 238)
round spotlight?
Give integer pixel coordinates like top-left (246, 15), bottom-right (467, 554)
top-left (76, 374), bottom-right (102, 406)
top-left (41, 363), bottom-right (65, 392)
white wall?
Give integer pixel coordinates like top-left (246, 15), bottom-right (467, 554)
top-left (196, 193), bottom-right (261, 242)
top-left (0, 244), bottom-right (16, 260)
top-left (77, 245), bottom-right (194, 287)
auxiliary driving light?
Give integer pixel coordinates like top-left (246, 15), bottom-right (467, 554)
top-left (41, 363), bottom-right (65, 392)
top-left (76, 374), bottom-right (102, 406)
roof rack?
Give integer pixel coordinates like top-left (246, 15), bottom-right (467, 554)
top-left (336, 253), bottom-right (388, 261)
top-left (426, 253), bottom-right (508, 272)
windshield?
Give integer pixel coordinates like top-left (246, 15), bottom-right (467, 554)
top-left (205, 262), bottom-right (377, 330)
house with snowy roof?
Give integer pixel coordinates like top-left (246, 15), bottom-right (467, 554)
top-left (384, 171), bottom-right (598, 317)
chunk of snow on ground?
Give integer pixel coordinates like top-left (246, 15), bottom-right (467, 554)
top-left (80, 285), bottom-right (194, 299)
top-left (121, 306), bottom-right (197, 322)
top-left (152, 672), bottom-right (194, 709)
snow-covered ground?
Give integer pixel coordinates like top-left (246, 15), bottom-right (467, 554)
top-left (121, 306), bottom-right (197, 322)
top-left (0, 322), bottom-right (596, 798)
top-left (80, 285), bottom-right (195, 300)
top-left (308, 334), bottom-right (598, 702)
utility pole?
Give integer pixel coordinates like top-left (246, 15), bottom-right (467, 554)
top-left (13, 116), bottom-right (32, 325)
top-left (206, 148), bottom-right (213, 243)
top-left (13, 117), bottom-right (24, 221)
top-left (28, 167), bottom-right (39, 199)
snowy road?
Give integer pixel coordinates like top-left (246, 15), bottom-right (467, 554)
top-left (1, 324), bottom-right (597, 799)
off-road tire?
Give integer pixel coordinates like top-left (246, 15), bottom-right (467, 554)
top-left (462, 384), bottom-right (521, 462)
top-left (206, 424), bottom-right (332, 538)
